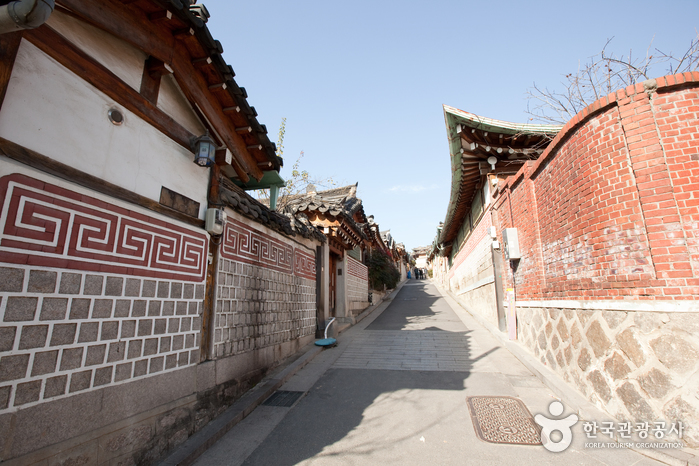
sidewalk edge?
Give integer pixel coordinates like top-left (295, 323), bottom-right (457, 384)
top-left (436, 282), bottom-right (695, 466)
top-left (159, 344), bottom-right (323, 466)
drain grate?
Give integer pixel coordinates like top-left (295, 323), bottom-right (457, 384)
top-left (466, 396), bottom-right (541, 445)
top-left (262, 390), bottom-right (304, 407)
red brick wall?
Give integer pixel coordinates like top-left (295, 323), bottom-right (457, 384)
top-left (495, 72), bottom-right (699, 300)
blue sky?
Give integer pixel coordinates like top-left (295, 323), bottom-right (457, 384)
top-left (204, 0), bottom-right (699, 251)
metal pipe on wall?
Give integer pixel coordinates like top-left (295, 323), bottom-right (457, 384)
top-left (0, 0), bottom-right (54, 35)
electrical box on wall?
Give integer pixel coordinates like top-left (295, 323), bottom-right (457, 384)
top-left (205, 208), bottom-right (227, 235)
top-left (502, 228), bottom-right (520, 261)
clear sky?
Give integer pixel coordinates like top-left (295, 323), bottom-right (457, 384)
top-left (204, 0), bottom-right (699, 251)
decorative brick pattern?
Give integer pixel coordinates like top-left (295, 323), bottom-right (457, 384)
top-left (517, 305), bottom-right (699, 446)
top-left (0, 266), bottom-right (202, 413)
top-left (221, 219), bottom-right (293, 274)
top-left (0, 174), bottom-right (208, 282)
top-left (347, 256), bottom-right (367, 281)
top-left (215, 219), bottom-right (317, 359)
top-left (347, 257), bottom-right (368, 312)
top-left (214, 258), bottom-right (315, 358)
top-left (294, 248), bottom-right (316, 280)
top-left (493, 74), bottom-right (699, 300)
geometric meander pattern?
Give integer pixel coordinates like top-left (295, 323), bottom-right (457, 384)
top-left (0, 174), bottom-right (208, 282)
top-left (221, 218), bottom-right (315, 280)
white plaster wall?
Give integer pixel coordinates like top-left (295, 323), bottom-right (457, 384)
top-left (46, 10), bottom-right (146, 92)
top-left (158, 75), bottom-right (207, 136)
top-left (0, 41), bottom-right (210, 218)
top-left (48, 11), bottom-right (207, 145)
top-left (449, 234), bottom-right (497, 326)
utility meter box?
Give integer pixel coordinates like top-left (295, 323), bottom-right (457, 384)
top-left (205, 208), bottom-right (227, 235)
top-left (502, 228), bottom-right (521, 261)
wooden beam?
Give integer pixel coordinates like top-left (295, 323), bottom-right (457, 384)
top-left (57, 0), bottom-right (176, 64)
top-left (24, 26), bottom-right (194, 151)
top-left (55, 0), bottom-right (264, 181)
top-left (0, 137), bottom-right (204, 227)
top-left (146, 57), bottom-right (173, 78)
top-left (0, 32), bottom-right (23, 113)
top-left (148, 10), bottom-right (173, 23)
top-left (140, 56), bottom-right (171, 104)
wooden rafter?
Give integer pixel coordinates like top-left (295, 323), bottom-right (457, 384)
top-left (55, 0), bottom-right (263, 182)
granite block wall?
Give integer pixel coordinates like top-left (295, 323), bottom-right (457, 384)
top-left (0, 268), bottom-right (203, 412)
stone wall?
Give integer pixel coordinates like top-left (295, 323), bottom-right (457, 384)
top-left (347, 256), bottom-right (369, 312)
top-left (489, 72), bottom-right (699, 448)
top-left (0, 172), bottom-right (207, 415)
top-left (0, 170), bottom-right (323, 464)
top-left (215, 210), bottom-right (318, 359)
top-left (0, 267), bottom-right (203, 413)
top-left (0, 169), bottom-right (214, 464)
top-left (517, 302), bottom-right (699, 446)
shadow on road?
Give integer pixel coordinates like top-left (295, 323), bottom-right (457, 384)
top-left (241, 281), bottom-right (490, 466)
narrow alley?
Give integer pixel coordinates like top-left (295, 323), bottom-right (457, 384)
top-left (188, 280), bottom-right (661, 465)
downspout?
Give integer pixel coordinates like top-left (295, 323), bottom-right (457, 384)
top-left (0, 0), bottom-right (54, 35)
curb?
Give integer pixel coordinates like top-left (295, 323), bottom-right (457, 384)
top-left (160, 281), bottom-right (408, 466)
top-left (438, 284), bottom-right (698, 466)
top-left (159, 344), bottom-right (323, 466)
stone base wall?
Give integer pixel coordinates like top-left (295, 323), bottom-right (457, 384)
top-left (0, 336), bottom-right (312, 465)
top-left (214, 259), bottom-right (316, 358)
top-left (0, 267), bottom-right (203, 414)
top-left (517, 301), bottom-right (699, 447)
top-left (214, 210), bottom-right (320, 360)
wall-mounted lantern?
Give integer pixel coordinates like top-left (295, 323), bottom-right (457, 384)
top-left (191, 132), bottom-right (217, 167)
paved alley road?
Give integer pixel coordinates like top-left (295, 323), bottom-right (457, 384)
top-left (193, 281), bottom-right (662, 466)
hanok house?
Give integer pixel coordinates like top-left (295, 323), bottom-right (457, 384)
top-left (380, 230), bottom-right (409, 281)
top-left (435, 76), bottom-right (699, 448)
top-left (0, 1), bottom-right (323, 464)
top-left (283, 184), bottom-right (376, 328)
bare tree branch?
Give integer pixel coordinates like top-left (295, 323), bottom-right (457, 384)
top-left (527, 34), bottom-right (699, 124)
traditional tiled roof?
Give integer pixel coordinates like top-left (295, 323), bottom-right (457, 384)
top-left (282, 183), bottom-right (368, 240)
top-left (439, 105), bottom-right (562, 255)
top-left (219, 177), bottom-right (325, 242)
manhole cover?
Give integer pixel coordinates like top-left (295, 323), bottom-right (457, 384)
top-left (262, 391), bottom-right (304, 407)
top-left (466, 396), bottom-right (541, 445)
top-left (403, 298), bottom-right (417, 301)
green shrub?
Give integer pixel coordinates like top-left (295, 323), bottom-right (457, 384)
top-left (367, 250), bottom-right (400, 290)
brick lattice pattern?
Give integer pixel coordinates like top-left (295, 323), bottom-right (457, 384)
top-left (214, 218), bottom-right (317, 358)
top-left (0, 267), bottom-right (203, 412)
top-left (347, 257), bottom-right (368, 311)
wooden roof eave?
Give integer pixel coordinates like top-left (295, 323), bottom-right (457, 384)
top-left (439, 105), bottom-right (561, 245)
top-left (55, 0), bottom-right (271, 182)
